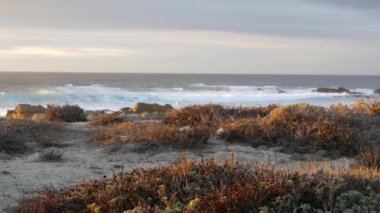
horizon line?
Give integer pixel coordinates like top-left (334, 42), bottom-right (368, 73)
top-left (0, 71), bottom-right (379, 77)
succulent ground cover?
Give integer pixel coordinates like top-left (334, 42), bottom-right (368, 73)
top-left (16, 157), bottom-right (380, 212)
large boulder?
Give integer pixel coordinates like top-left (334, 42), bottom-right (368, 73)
top-left (314, 87), bottom-right (350, 93)
top-left (375, 88), bottom-right (380, 94)
top-left (8, 104), bottom-right (46, 119)
top-left (6, 110), bottom-right (15, 119)
top-left (32, 113), bottom-right (46, 123)
top-left (131, 103), bottom-right (173, 113)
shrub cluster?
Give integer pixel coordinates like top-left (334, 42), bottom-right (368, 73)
top-left (45, 105), bottom-right (87, 122)
top-left (91, 101), bottom-right (380, 155)
top-left (0, 128), bottom-right (27, 154)
top-left (222, 103), bottom-right (365, 155)
top-left (164, 104), bottom-right (277, 128)
top-left (16, 157), bottom-right (380, 212)
top-left (0, 119), bottom-right (63, 154)
top-left (90, 112), bottom-right (125, 126)
top-left (38, 148), bottom-right (64, 162)
top-left (358, 145), bottom-right (380, 169)
top-left (159, 101), bottom-right (379, 156)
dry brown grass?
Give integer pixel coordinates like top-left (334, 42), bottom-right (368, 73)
top-left (16, 157), bottom-right (380, 213)
top-left (95, 122), bottom-right (211, 147)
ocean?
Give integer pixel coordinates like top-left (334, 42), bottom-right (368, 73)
top-left (0, 72), bottom-right (379, 116)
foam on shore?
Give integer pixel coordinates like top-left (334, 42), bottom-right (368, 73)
top-left (0, 84), bottom-right (378, 116)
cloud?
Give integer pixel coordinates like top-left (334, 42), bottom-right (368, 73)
top-left (303, 0), bottom-right (380, 11)
top-left (0, 46), bottom-right (130, 58)
top-left (0, 0), bottom-right (379, 39)
top-left (0, 1), bottom-right (379, 74)
top-left (0, 29), bottom-right (379, 74)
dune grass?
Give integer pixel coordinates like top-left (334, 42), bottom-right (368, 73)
top-left (16, 156), bottom-right (380, 212)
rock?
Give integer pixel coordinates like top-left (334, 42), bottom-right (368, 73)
top-left (32, 113), bottom-right (46, 123)
top-left (215, 128), bottom-right (230, 139)
top-left (278, 90), bottom-right (286, 94)
top-left (121, 113), bottom-right (141, 121)
top-left (12, 104), bottom-right (46, 119)
top-left (120, 107), bottom-right (131, 113)
top-left (179, 126), bottom-right (192, 133)
top-left (6, 110), bottom-right (15, 119)
top-left (313, 87), bottom-right (350, 93)
top-left (375, 88), bottom-right (380, 94)
top-left (131, 103), bottom-right (173, 113)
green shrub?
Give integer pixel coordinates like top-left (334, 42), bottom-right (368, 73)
top-left (334, 190), bottom-right (380, 213)
top-left (46, 105), bottom-right (87, 122)
top-left (0, 128), bottom-right (27, 154)
top-left (38, 148), bottom-right (64, 161)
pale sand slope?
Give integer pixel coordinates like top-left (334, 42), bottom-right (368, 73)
top-left (0, 123), bottom-right (353, 212)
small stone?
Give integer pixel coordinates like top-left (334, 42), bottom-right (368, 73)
top-left (179, 126), bottom-right (191, 133)
top-left (216, 128), bottom-right (229, 139)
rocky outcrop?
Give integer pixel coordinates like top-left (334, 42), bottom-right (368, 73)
top-left (314, 87), bottom-right (350, 93)
top-left (131, 103), bottom-right (173, 113)
top-left (375, 89), bottom-right (380, 94)
top-left (6, 110), bottom-right (15, 118)
top-left (7, 104), bottom-right (46, 119)
top-left (120, 107), bottom-right (131, 113)
top-left (32, 113), bottom-right (46, 123)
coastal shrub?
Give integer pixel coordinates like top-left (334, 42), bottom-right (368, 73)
top-left (45, 104), bottom-right (87, 122)
top-left (0, 119), bottom-right (63, 154)
top-left (218, 103), bottom-right (362, 155)
top-left (16, 157), bottom-right (380, 212)
top-left (90, 112), bottom-right (125, 126)
top-left (358, 145), bottom-right (380, 169)
top-left (352, 100), bottom-right (380, 116)
top-left (0, 128), bottom-right (27, 154)
top-left (164, 104), bottom-right (225, 128)
top-left (38, 148), bottom-right (64, 161)
top-left (221, 118), bottom-right (262, 145)
top-left (95, 122), bottom-right (211, 147)
top-left (164, 104), bottom-right (277, 128)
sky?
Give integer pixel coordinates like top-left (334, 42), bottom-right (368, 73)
top-left (0, 0), bottom-right (379, 75)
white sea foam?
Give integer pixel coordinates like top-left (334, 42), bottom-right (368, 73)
top-left (0, 84), bottom-right (378, 116)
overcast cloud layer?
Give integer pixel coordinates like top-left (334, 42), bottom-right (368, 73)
top-left (0, 0), bottom-right (379, 74)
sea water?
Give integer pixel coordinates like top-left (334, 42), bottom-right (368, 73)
top-left (0, 72), bottom-right (379, 116)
